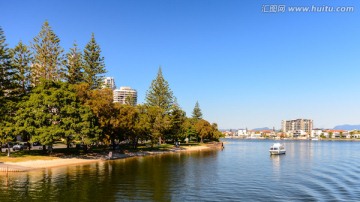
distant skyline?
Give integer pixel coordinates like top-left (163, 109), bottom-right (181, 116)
top-left (2, 0), bottom-right (360, 129)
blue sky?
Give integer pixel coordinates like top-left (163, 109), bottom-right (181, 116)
top-left (2, 0), bottom-right (360, 129)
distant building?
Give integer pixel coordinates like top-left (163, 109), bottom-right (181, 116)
top-left (236, 129), bottom-right (247, 137)
top-left (103, 77), bottom-right (116, 90)
top-left (113, 86), bottom-right (137, 105)
top-left (311, 128), bottom-right (323, 138)
top-left (281, 119), bottom-right (313, 134)
top-left (260, 130), bottom-right (276, 138)
top-left (324, 129), bottom-right (347, 138)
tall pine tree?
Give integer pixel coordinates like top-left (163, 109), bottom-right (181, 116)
top-left (145, 67), bottom-right (175, 144)
top-left (0, 27), bottom-right (16, 100)
top-left (0, 27), bottom-right (18, 148)
top-left (31, 21), bottom-right (64, 86)
top-left (192, 101), bottom-right (203, 120)
top-left (65, 42), bottom-right (83, 84)
top-left (11, 41), bottom-right (32, 95)
top-left (145, 67), bottom-right (174, 113)
top-left (83, 33), bottom-right (106, 89)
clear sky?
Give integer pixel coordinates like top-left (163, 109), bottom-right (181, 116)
top-left (1, 0), bottom-right (360, 129)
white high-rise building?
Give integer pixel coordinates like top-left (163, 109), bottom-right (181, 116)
top-left (113, 86), bottom-right (137, 105)
top-left (281, 119), bottom-right (313, 134)
top-left (103, 77), bottom-right (116, 90)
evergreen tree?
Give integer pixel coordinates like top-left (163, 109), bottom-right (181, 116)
top-left (145, 67), bottom-right (175, 144)
top-left (11, 41), bottom-right (32, 95)
top-left (0, 27), bottom-right (16, 100)
top-left (83, 33), bottom-right (106, 89)
top-left (0, 27), bottom-right (18, 150)
top-left (15, 81), bottom-right (100, 150)
top-left (145, 67), bottom-right (174, 112)
top-left (31, 21), bottom-right (64, 86)
top-left (167, 102), bottom-right (186, 141)
top-left (192, 101), bottom-right (203, 120)
top-left (65, 42), bottom-right (84, 84)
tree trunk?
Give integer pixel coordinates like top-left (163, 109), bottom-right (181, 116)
top-left (66, 137), bottom-right (70, 149)
top-left (48, 145), bottom-right (53, 154)
top-left (109, 136), bottom-right (115, 150)
top-left (133, 137), bottom-right (138, 149)
top-left (7, 145), bottom-right (10, 157)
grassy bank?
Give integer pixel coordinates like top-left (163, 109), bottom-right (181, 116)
top-left (0, 151), bottom-right (58, 163)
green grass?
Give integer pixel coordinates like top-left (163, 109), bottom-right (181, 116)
top-left (0, 150), bottom-right (59, 163)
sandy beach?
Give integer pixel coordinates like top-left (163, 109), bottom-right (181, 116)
top-left (0, 143), bottom-right (223, 172)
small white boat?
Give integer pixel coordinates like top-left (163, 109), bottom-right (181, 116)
top-left (311, 138), bottom-right (319, 141)
top-left (269, 143), bottom-right (286, 155)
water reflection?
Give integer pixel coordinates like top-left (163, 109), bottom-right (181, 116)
top-left (0, 162), bottom-right (121, 201)
top-left (270, 155), bottom-right (281, 169)
top-left (1, 140), bottom-right (360, 201)
top-left (0, 151), bottom-right (215, 201)
top-left (270, 154), bottom-right (285, 183)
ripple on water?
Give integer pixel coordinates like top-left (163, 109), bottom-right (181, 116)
top-left (1, 140), bottom-right (360, 201)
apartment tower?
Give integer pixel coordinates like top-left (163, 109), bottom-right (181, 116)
top-left (103, 77), bottom-right (116, 90)
top-left (113, 86), bottom-right (137, 105)
top-left (281, 119), bottom-right (313, 134)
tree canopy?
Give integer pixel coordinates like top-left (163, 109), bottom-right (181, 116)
top-left (0, 27), bottom-right (17, 100)
top-left (0, 27), bottom-right (19, 147)
top-left (15, 80), bottom-right (100, 147)
top-left (192, 101), bottom-right (203, 120)
top-left (31, 21), bottom-right (64, 85)
top-left (65, 42), bottom-right (84, 84)
top-left (83, 33), bottom-right (106, 89)
top-left (11, 41), bottom-right (32, 95)
top-left (145, 67), bottom-right (174, 112)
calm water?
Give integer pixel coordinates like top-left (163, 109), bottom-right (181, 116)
top-left (1, 139), bottom-right (360, 201)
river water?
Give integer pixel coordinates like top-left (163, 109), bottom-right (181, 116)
top-left (1, 139), bottom-right (360, 201)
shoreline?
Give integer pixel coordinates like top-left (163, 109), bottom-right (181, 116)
top-left (0, 143), bottom-right (224, 172)
top-left (224, 137), bottom-right (360, 141)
